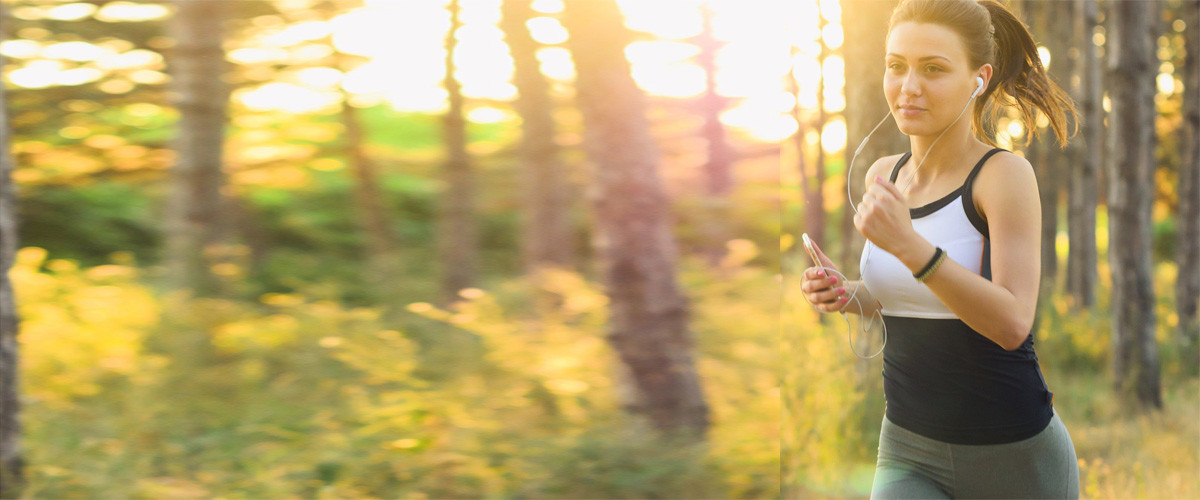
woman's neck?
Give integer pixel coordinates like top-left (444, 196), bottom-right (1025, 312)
top-left (902, 122), bottom-right (984, 188)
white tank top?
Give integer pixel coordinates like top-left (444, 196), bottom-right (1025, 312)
top-left (859, 148), bottom-right (1005, 319)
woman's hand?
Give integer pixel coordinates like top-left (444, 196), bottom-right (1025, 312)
top-left (801, 238), bottom-right (849, 313)
top-left (853, 176), bottom-right (922, 257)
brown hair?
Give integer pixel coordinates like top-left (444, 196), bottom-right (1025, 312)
top-left (888, 0), bottom-right (1078, 147)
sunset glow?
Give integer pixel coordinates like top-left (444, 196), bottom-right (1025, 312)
top-left (7, 0), bottom-right (806, 142)
top-left (791, 0), bottom-right (846, 151)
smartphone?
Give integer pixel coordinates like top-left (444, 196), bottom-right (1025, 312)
top-left (801, 233), bottom-right (821, 266)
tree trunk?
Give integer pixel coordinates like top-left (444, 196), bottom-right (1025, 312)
top-left (1107, 0), bottom-right (1161, 409)
top-left (841, 0), bottom-right (904, 274)
top-left (1176, 0), bottom-right (1200, 371)
top-left (1034, 138), bottom-right (1059, 291)
top-left (438, 0), bottom-right (479, 305)
top-left (788, 46), bottom-right (809, 243)
top-left (0, 4), bottom-right (25, 492)
top-left (231, 196), bottom-right (269, 278)
top-left (561, 0), bottom-right (710, 438)
top-left (839, 0), bottom-right (901, 439)
top-left (695, 2), bottom-right (736, 268)
top-left (499, 0), bottom-right (575, 277)
top-left (1067, 0), bottom-right (1100, 309)
top-left (1029, 1), bottom-right (1061, 294)
top-left (164, 0), bottom-right (231, 296)
top-left (334, 52), bottom-right (402, 297)
top-left (289, 1), bottom-right (402, 299)
top-left (808, 11), bottom-right (828, 264)
top-left (342, 94), bottom-right (402, 295)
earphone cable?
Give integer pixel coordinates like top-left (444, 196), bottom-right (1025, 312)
top-left (815, 81), bottom-right (981, 359)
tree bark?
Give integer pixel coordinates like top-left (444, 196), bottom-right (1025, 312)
top-left (341, 90), bottom-right (402, 295)
top-left (1176, 0), bottom-right (1200, 371)
top-left (1029, 1), bottom-right (1061, 293)
top-left (438, 0), bottom-right (479, 305)
top-left (273, 1), bottom-right (402, 300)
top-left (839, 0), bottom-right (902, 436)
top-left (808, 11), bottom-right (828, 266)
top-left (841, 0), bottom-right (904, 274)
top-left (562, 0), bottom-right (710, 438)
top-left (1067, 0), bottom-right (1100, 309)
top-left (164, 0), bottom-right (231, 296)
top-left (695, 2), bottom-right (736, 268)
top-left (1034, 138), bottom-right (1059, 290)
top-left (0, 4), bottom-right (25, 493)
top-left (1107, 0), bottom-right (1161, 409)
top-left (499, 0), bottom-right (575, 277)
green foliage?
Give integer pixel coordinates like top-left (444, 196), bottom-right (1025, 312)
top-left (1037, 261), bottom-right (1195, 378)
top-left (782, 251), bottom-right (878, 498)
top-left (238, 173), bottom-right (523, 303)
top-left (14, 243), bottom-right (780, 499)
top-left (349, 108), bottom-right (511, 155)
top-left (1152, 217), bottom-right (1177, 262)
top-left (512, 425), bottom-right (725, 498)
top-left (17, 182), bottom-right (159, 266)
top-left (1055, 375), bottom-right (1199, 500)
top-left (673, 178), bottom-right (785, 270)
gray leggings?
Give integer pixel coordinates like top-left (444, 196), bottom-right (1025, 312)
top-left (871, 411), bottom-right (1079, 499)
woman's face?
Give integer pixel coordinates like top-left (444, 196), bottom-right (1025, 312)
top-left (884, 21), bottom-right (987, 137)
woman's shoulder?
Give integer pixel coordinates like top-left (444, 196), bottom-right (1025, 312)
top-left (864, 153), bottom-right (908, 183)
top-left (972, 149), bottom-right (1039, 215)
top-left (974, 149), bottom-right (1035, 189)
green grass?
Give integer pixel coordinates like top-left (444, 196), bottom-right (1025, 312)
top-left (1055, 373), bottom-right (1200, 500)
top-left (14, 248), bottom-right (780, 499)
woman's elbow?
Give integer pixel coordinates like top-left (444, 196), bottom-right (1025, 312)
top-left (1000, 332), bottom-right (1031, 351)
top-left (998, 320), bottom-right (1033, 351)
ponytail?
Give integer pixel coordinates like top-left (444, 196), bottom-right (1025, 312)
top-left (977, 0), bottom-right (1077, 148)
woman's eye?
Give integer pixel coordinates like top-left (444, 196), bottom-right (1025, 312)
top-left (925, 65), bottom-right (943, 72)
top-left (887, 63), bottom-right (903, 71)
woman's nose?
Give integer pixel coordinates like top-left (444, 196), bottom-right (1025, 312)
top-left (900, 71), bottom-right (921, 96)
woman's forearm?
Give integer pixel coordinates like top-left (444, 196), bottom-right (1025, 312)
top-left (893, 242), bottom-right (1034, 350)
top-left (841, 280), bottom-right (883, 317)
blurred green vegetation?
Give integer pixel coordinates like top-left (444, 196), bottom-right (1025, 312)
top-left (11, 65), bottom-right (786, 493)
top-left (13, 234), bottom-right (779, 498)
top-left (15, 106), bottom-right (779, 305)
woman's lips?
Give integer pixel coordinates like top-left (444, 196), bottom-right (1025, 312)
top-left (898, 106), bottom-right (926, 118)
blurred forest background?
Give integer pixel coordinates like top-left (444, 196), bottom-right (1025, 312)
top-left (784, 0), bottom-right (1198, 498)
top-left (0, 0), bottom-right (1195, 499)
top-left (0, 0), bottom-right (787, 498)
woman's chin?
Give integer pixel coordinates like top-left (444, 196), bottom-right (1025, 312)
top-left (894, 119), bottom-right (936, 137)
top-left (895, 122), bottom-right (924, 136)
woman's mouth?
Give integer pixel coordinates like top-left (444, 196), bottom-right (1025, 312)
top-left (898, 105), bottom-right (926, 118)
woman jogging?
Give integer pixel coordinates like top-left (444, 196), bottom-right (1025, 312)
top-left (801, 0), bottom-right (1081, 498)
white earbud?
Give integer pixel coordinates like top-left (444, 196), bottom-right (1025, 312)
top-left (972, 76), bottom-right (985, 98)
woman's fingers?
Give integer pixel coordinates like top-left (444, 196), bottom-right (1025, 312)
top-left (810, 239), bottom-right (838, 270)
top-left (809, 287), bottom-right (845, 306)
top-left (802, 266), bottom-right (849, 312)
top-left (873, 176), bottom-right (904, 199)
top-left (802, 267), bottom-right (840, 292)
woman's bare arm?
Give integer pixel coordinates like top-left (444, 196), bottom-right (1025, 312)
top-left (802, 155), bottom-right (896, 316)
top-left (875, 153), bottom-right (1041, 350)
top-left (839, 280), bottom-right (883, 316)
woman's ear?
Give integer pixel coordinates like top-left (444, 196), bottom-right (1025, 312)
top-left (977, 63), bottom-right (994, 91)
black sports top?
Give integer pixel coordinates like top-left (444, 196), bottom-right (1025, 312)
top-left (859, 148), bottom-right (1054, 445)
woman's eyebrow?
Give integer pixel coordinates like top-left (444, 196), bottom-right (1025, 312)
top-left (885, 53), bottom-right (952, 63)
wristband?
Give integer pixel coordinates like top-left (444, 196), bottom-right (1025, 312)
top-left (914, 247), bottom-right (946, 283)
